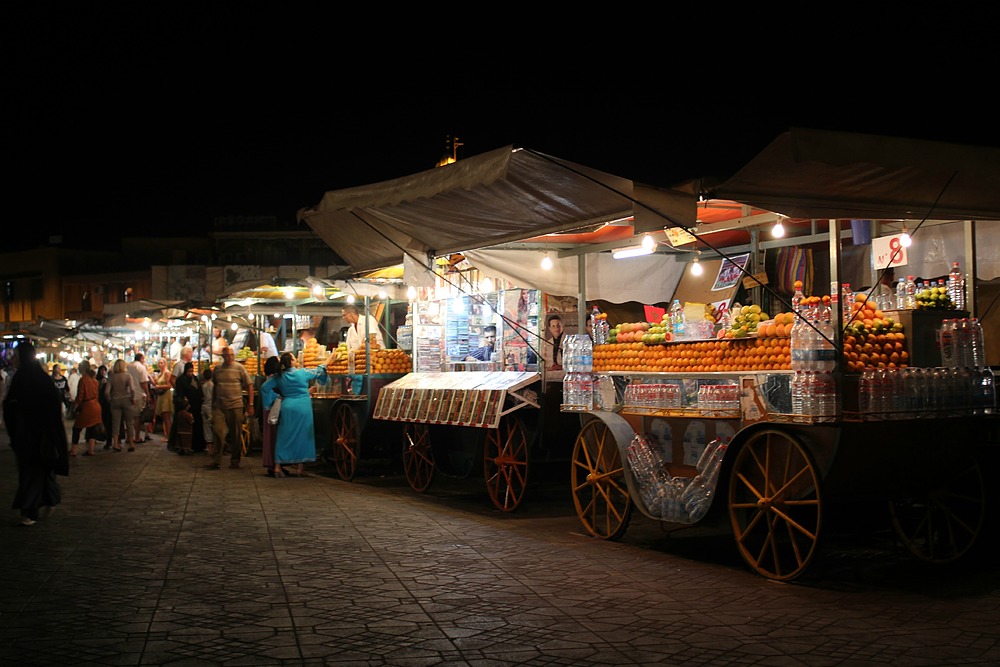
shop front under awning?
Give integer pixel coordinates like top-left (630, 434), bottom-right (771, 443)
top-left (297, 145), bottom-right (697, 276)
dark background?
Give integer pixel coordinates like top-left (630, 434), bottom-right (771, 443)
top-left (6, 6), bottom-right (999, 252)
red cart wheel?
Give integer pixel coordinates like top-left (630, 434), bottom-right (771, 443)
top-left (728, 428), bottom-right (822, 581)
top-left (889, 451), bottom-right (986, 564)
top-left (402, 423), bottom-right (434, 492)
top-left (571, 418), bottom-right (632, 540)
top-left (331, 402), bottom-right (360, 481)
top-left (484, 415), bottom-right (529, 512)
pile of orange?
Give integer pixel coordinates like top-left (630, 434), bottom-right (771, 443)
top-left (841, 332), bottom-right (908, 371)
top-left (593, 337), bottom-right (793, 373)
top-left (371, 349), bottom-right (412, 374)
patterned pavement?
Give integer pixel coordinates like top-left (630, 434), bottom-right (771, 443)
top-left (2, 423), bottom-right (1000, 666)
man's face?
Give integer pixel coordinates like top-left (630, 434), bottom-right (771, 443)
top-left (221, 349), bottom-right (234, 365)
top-left (483, 332), bottom-right (496, 348)
top-left (548, 318), bottom-right (563, 337)
top-left (344, 311), bottom-right (359, 325)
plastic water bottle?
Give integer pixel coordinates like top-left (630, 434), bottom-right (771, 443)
top-left (939, 320), bottom-right (956, 367)
top-left (681, 441), bottom-right (728, 522)
top-left (576, 373), bottom-right (594, 412)
top-left (670, 299), bottom-right (685, 340)
top-left (968, 318), bottom-right (985, 369)
top-left (977, 368), bottom-right (995, 415)
top-left (859, 367), bottom-right (875, 416)
top-left (626, 435), bottom-right (668, 513)
top-left (814, 371), bottom-right (837, 416)
top-left (815, 296), bottom-right (836, 372)
top-left (904, 275), bottom-right (917, 309)
top-left (895, 278), bottom-right (906, 310)
top-left (949, 261), bottom-right (965, 310)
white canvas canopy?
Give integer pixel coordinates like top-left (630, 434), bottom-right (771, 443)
top-left (298, 146), bottom-right (696, 278)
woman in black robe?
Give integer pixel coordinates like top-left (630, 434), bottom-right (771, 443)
top-left (174, 361), bottom-right (206, 454)
top-left (2, 341), bottom-right (69, 526)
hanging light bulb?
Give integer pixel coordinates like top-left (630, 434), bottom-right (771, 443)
top-left (541, 253), bottom-right (553, 270)
top-left (691, 252), bottom-right (703, 276)
top-left (283, 287), bottom-right (295, 300)
top-left (641, 234), bottom-right (656, 252)
top-left (378, 289), bottom-right (388, 300)
top-left (900, 225), bottom-right (912, 247)
top-left (406, 285), bottom-right (417, 300)
top-left (346, 294), bottom-right (355, 304)
top-left (772, 217), bottom-right (785, 238)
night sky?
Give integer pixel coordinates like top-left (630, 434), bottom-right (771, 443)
top-left (7, 6), bottom-right (999, 252)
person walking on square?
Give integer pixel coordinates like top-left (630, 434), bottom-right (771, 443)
top-left (105, 359), bottom-right (139, 452)
top-left (69, 360), bottom-right (102, 457)
top-left (51, 363), bottom-right (72, 419)
top-left (174, 361), bottom-right (205, 454)
top-left (261, 351), bottom-right (329, 478)
top-left (207, 346), bottom-right (254, 470)
top-left (258, 356), bottom-right (282, 477)
top-left (200, 368), bottom-right (215, 456)
top-left (97, 364), bottom-right (113, 449)
top-left (128, 352), bottom-right (153, 443)
top-left (3, 341), bottom-right (69, 526)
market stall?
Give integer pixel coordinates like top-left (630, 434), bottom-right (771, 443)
top-left (566, 130), bottom-right (1000, 581)
top-left (299, 147), bottom-right (695, 511)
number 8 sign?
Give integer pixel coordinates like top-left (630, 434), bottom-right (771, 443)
top-left (872, 234), bottom-right (908, 268)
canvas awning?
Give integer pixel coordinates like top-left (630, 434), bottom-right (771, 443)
top-left (297, 146), bottom-right (697, 276)
top-left (707, 128), bottom-right (1000, 222)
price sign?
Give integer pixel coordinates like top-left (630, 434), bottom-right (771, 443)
top-left (872, 235), bottom-right (908, 268)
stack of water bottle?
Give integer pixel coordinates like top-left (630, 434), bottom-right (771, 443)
top-left (561, 334), bottom-right (594, 410)
top-left (626, 435), bottom-right (728, 523)
top-left (589, 306), bottom-right (610, 345)
top-left (859, 366), bottom-right (994, 417)
top-left (789, 285), bottom-right (838, 417)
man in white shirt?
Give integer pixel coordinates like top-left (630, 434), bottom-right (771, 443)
top-left (259, 329), bottom-right (279, 360)
top-left (128, 352), bottom-right (153, 443)
top-left (67, 364), bottom-right (81, 401)
top-left (343, 304), bottom-right (385, 352)
top-left (169, 337), bottom-right (183, 361)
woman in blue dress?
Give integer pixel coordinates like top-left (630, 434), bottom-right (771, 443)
top-left (262, 352), bottom-right (330, 477)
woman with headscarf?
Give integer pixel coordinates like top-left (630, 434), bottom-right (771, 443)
top-left (174, 361), bottom-right (204, 455)
top-left (261, 352), bottom-right (330, 477)
top-left (258, 355), bottom-right (283, 477)
top-left (2, 341), bottom-right (69, 526)
top-left (70, 359), bottom-right (103, 457)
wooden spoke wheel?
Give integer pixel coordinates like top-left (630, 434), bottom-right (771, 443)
top-left (571, 419), bottom-right (631, 540)
top-left (889, 452), bottom-right (986, 564)
top-left (484, 415), bottom-right (529, 512)
top-left (728, 429), bottom-right (822, 581)
top-left (331, 403), bottom-right (360, 481)
top-left (402, 423), bottom-right (434, 493)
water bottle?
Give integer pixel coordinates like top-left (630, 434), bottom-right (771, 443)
top-left (949, 261), bottom-right (965, 310)
top-left (815, 296), bottom-right (836, 372)
top-left (954, 319), bottom-right (973, 369)
top-left (939, 320), bottom-right (956, 367)
top-left (859, 367), bottom-right (875, 415)
top-left (670, 299), bottom-right (685, 340)
top-left (578, 372), bottom-right (593, 411)
top-left (895, 279), bottom-right (906, 310)
top-left (791, 370), bottom-right (805, 414)
top-left (969, 318), bottom-right (985, 369)
top-left (579, 335), bottom-right (593, 372)
top-left (626, 435), bottom-right (668, 513)
top-left (814, 371), bottom-right (837, 417)
top-left (978, 368), bottom-right (995, 415)
top-left (681, 441), bottom-right (728, 522)
top-left (904, 276), bottom-right (917, 309)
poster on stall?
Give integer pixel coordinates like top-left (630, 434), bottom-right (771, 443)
top-left (502, 289), bottom-right (540, 371)
top-left (540, 294), bottom-right (580, 383)
top-left (712, 253), bottom-right (751, 291)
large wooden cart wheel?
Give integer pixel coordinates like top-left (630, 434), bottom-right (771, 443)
top-left (889, 452), bottom-right (986, 564)
top-left (402, 423), bottom-right (434, 493)
top-left (728, 429), bottom-right (822, 581)
top-left (331, 402), bottom-right (360, 481)
top-left (571, 419), bottom-right (632, 540)
top-left (484, 415), bottom-right (529, 512)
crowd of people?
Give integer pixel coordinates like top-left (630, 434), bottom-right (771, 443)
top-left (2, 310), bottom-right (396, 525)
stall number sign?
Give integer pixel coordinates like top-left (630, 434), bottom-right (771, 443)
top-left (872, 234), bottom-right (908, 268)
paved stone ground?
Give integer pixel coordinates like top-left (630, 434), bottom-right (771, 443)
top-left (2, 422), bottom-right (1000, 666)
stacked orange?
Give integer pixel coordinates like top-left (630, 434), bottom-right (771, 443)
top-left (593, 336), bottom-right (793, 373)
top-left (372, 349), bottom-right (412, 374)
top-left (841, 295), bottom-right (909, 371)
